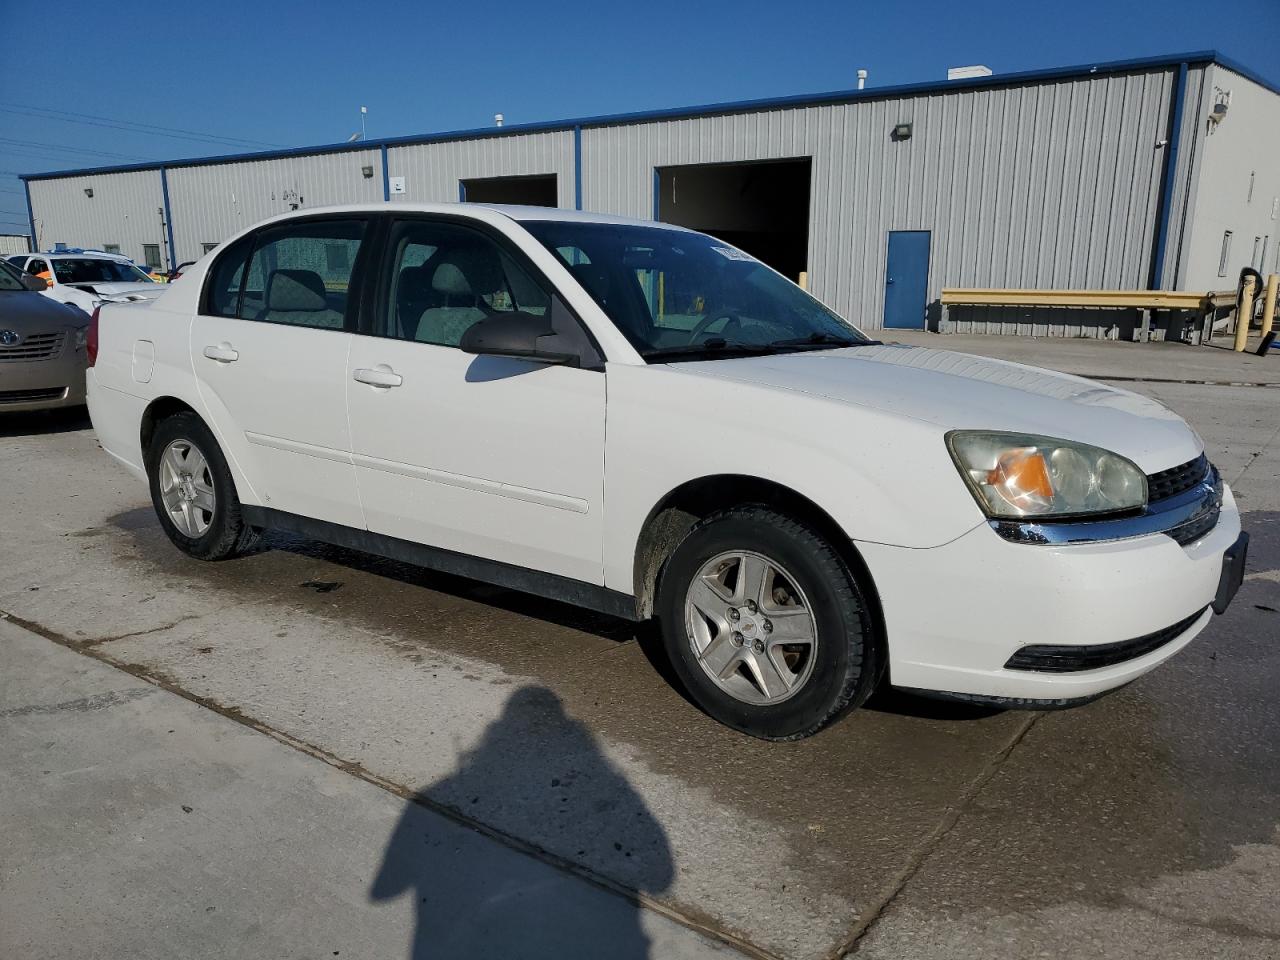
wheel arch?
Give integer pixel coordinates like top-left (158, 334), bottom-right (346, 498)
top-left (139, 395), bottom-right (201, 461)
top-left (631, 475), bottom-right (885, 643)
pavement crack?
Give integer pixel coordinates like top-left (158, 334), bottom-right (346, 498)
top-left (1229, 417), bottom-right (1280, 487)
top-left (835, 712), bottom-right (1041, 958)
top-left (0, 687), bottom-right (154, 718)
top-left (79, 614), bottom-right (204, 647)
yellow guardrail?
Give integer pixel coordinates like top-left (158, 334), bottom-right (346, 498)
top-left (939, 285), bottom-right (1268, 345)
top-left (940, 288), bottom-right (1210, 309)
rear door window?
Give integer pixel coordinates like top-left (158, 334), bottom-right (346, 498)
top-left (204, 219), bottom-right (367, 329)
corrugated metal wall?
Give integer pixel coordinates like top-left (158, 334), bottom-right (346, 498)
top-left (582, 66), bottom-right (1184, 333)
top-left (26, 169), bottom-right (165, 266)
top-left (167, 150), bottom-right (383, 265)
top-left (387, 131), bottom-right (575, 206)
top-left (24, 63), bottom-right (1219, 336)
top-left (0, 234), bottom-right (31, 256)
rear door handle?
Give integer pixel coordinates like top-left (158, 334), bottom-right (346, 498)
top-left (203, 343), bottom-right (239, 363)
top-left (353, 365), bottom-right (403, 388)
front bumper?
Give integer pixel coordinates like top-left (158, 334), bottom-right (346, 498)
top-left (858, 482), bottom-right (1243, 702)
top-left (0, 356), bottom-right (87, 413)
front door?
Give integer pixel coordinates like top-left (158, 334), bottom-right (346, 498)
top-left (883, 230), bottom-right (931, 329)
top-left (345, 217), bottom-right (606, 585)
top-left (190, 217), bottom-right (370, 528)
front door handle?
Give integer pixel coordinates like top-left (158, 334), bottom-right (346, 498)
top-left (353, 365), bottom-right (403, 388)
top-left (203, 343), bottom-right (239, 363)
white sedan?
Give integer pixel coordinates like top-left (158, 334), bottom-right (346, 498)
top-left (8, 252), bottom-right (164, 314)
top-left (84, 204), bottom-right (1247, 739)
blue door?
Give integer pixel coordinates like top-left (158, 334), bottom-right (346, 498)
top-left (883, 231), bottom-right (931, 329)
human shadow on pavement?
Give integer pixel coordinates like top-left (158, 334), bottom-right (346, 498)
top-left (370, 687), bottom-right (674, 959)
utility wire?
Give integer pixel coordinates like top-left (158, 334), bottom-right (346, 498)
top-left (0, 136), bottom-right (156, 162)
top-left (0, 102), bottom-right (283, 150)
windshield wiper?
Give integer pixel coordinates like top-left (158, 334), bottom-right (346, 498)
top-left (640, 338), bottom-right (775, 362)
top-left (767, 332), bottom-right (881, 350)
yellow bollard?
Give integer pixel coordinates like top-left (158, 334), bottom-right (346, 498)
top-left (1234, 274), bottom-right (1258, 352)
top-left (1261, 274), bottom-right (1278, 340)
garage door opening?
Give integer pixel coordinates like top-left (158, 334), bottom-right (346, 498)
top-left (460, 174), bottom-right (558, 207)
top-left (656, 158), bottom-right (811, 283)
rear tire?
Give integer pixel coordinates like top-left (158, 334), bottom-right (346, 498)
top-left (146, 411), bottom-right (258, 561)
top-left (656, 505), bottom-right (881, 740)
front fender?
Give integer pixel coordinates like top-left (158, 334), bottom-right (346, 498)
top-left (602, 363), bottom-right (985, 593)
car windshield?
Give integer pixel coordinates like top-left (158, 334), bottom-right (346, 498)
top-left (51, 258), bottom-right (153, 284)
top-left (521, 220), bottom-right (872, 361)
top-left (0, 259), bottom-right (27, 291)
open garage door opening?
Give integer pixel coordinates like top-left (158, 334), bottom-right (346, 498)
top-left (656, 158), bottom-right (811, 283)
top-left (460, 174), bottom-right (558, 207)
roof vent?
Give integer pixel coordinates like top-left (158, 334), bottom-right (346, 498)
top-left (948, 65), bottom-right (993, 80)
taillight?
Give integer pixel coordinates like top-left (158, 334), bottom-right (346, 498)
top-left (87, 306), bottom-right (100, 367)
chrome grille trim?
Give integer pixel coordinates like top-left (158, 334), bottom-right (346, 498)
top-left (0, 331), bottom-right (64, 362)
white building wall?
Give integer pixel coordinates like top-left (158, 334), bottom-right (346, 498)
top-left (167, 149), bottom-right (384, 265)
top-left (1179, 66), bottom-right (1280, 291)
top-left (0, 234), bottom-right (31, 256)
top-left (386, 131), bottom-right (575, 207)
top-left (26, 169), bottom-right (165, 266)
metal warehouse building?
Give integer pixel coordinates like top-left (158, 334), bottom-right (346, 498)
top-left (19, 50), bottom-right (1280, 336)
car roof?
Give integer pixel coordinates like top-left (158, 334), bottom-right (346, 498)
top-left (40, 252), bottom-right (133, 260)
top-left (245, 201), bottom-right (696, 232)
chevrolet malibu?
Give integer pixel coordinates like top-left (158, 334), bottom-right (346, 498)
top-left (85, 204), bottom-right (1247, 739)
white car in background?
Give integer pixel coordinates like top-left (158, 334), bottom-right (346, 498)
top-left (7, 251), bottom-right (164, 314)
top-left (84, 204), bottom-right (1248, 740)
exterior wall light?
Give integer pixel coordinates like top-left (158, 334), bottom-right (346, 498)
top-left (361, 165), bottom-right (374, 179)
top-left (892, 123), bottom-right (913, 141)
top-left (84, 187), bottom-right (94, 198)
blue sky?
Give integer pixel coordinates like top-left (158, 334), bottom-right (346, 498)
top-left (1, 0), bottom-right (1278, 234)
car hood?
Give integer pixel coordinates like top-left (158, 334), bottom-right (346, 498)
top-left (0, 290), bottom-right (86, 329)
top-left (66, 281), bottom-right (163, 301)
top-left (678, 344), bottom-right (1200, 472)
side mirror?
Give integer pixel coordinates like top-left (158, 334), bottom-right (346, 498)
top-left (22, 275), bottom-right (48, 291)
top-left (459, 311), bottom-right (577, 365)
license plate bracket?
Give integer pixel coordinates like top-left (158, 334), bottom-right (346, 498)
top-left (1212, 532), bottom-right (1249, 615)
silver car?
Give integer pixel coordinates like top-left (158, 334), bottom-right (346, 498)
top-left (0, 259), bottom-right (90, 413)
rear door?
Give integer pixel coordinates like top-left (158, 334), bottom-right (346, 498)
top-left (190, 217), bottom-right (370, 528)
top-left (344, 216), bottom-right (607, 584)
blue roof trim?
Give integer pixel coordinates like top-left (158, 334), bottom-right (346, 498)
top-left (18, 50), bottom-right (1274, 183)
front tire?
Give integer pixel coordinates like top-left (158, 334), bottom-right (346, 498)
top-left (146, 411), bottom-right (258, 561)
top-left (656, 506), bottom-right (881, 740)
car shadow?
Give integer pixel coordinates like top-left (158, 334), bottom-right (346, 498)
top-left (369, 686), bottom-right (673, 959)
top-left (0, 406), bottom-right (90, 437)
top-left (257, 527), bottom-right (640, 643)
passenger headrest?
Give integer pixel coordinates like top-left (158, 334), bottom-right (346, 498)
top-left (266, 269), bottom-right (327, 311)
top-left (430, 247), bottom-right (503, 298)
top-left (431, 262), bottom-right (472, 297)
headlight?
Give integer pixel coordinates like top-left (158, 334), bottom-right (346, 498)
top-left (946, 431), bottom-right (1147, 519)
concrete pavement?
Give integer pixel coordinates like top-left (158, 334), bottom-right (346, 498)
top-left (0, 620), bottom-right (743, 960)
top-left (1, 340), bottom-right (1277, 959)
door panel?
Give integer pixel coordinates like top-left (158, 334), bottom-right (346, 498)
top-left (345, 216), bottom-right (606, 584)
top-left (883, 231), bottom-right (931, 329)
top-left (189, 218), bottom-right (368, 527)
top-left (346, 341), bottom-right (606, 584)
top-left (191, 317), bottom-right (362, 527)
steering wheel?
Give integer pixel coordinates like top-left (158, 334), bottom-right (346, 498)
top-left (689, 311), bottom-right (743, 342)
